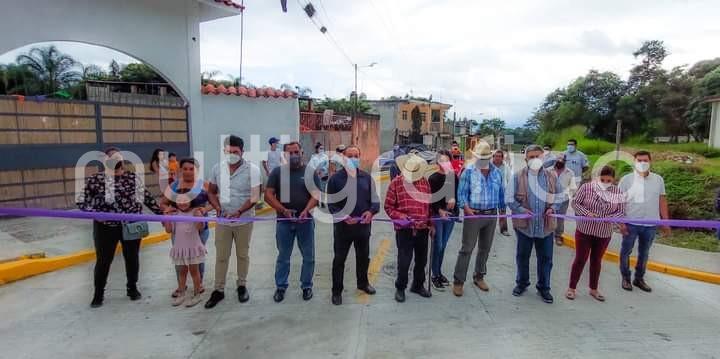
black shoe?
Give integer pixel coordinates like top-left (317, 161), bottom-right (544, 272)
top-left (331, 294), bottom-right (342, 305)
top-left (622, 278), bottom-right (633, 291)
top-left (395, 289), bottom-right (406, 303)
top-left (431, 277), bottom-right (445, 290)
top-left (633, 278), bottom-right (652, 292)
top-left (90, 292), bottom-right (104, 308)
top-left (358, 285), bottom-right (376, 295)
top-left (204, 290), bottom-right (225, 309)
top-left (410, 286), bottom-right (432, 298)
top-left (274, 288), bottom-right (286, 303)
top-left (512, 285), bottom-right (527, 297)
top-left (127, 287), bottom-right (142, 301)
top-left (438, 274), bottom-right (450, 285)
top-left (538, 291), bottom-right (554, 304)
top-left (237, 286), bottom-right (250, 303)
top-left (302, 288), bottom-right (313, 301)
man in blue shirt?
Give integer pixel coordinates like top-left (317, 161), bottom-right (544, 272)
top-left (564, 139), bottom-right (588, 186)
top-left (506, 144), bottom-right (562, 304)
top-left (451, 142), bottom-right (505, 297)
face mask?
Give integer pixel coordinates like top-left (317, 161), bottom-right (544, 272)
top-left (635, 161), bottom-right (650, 173)
top-left (567, 145), bottom-right (576, 153)
top-left (555, 161), bottom-right (565, 170)
top-left (318, 149), bottom-right (325, 154)
top-left (347, 158), bottom-right (360, 170)
top-left (598, 182), bottom-right (611, 191)
top-left (477, 159), bottom-right (491, 169)
top-left (393, 145), bottom-right (400, 150)
top-left (226, 153), bottom-right (241, 165)
top-left (289, 154), bottom-right (302, 168)
top-left (528, 158), bottom-right (543, 171)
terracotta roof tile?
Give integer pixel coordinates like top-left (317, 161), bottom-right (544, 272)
top-left (202, 84), bottom-right (297, 99)
top-left (214, 0), bottom-right (245, 10)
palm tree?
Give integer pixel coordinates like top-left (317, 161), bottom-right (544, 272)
top-left (16, 45), bottom-right (81, 94)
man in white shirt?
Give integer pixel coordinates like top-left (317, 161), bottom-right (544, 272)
top-left (491, 150), bottom-right (512, 236)
top-left (205, 135), bottom-right (262, 309)
top-left (263, 137), bottom-right (282, 176)
top-left (552, 154), bottom-right (577, 245)
top-left (618, 150), bottom-right (670, 293)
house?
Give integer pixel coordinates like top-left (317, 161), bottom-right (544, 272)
top-left (706, 96), bottom-right (720, 148)
top-left (367, 98), bottom-right (452, 152)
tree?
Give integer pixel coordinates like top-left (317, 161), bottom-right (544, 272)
top-left (0, 63), bottom-right (40, 95)
top-left (688, 67), bottom-right (720, 140)
top-left (120, 63), bottom-right (166, 83)
top-left (295, 86), bottom-right (312, 97)
top-left (628, 40), bottom-right (668, 93)
top-left (314, 96), bottom-right (371, 114)
top-left (476, 118), bottom-right (505, 138)
top-left (16, 45), bottom-right (81, 94)
top-left (108, 60), bottom-right (121, 80)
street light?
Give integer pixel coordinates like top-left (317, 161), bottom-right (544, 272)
top-left (353, 62), bottom-right (378, 122)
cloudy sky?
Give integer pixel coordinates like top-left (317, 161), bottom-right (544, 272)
top-left (2, 0), bottom-right (720, 126)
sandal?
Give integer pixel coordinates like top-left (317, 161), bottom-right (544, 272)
top-left (565, 289), bottom-right (576, 300)
top-left (590, 290), bottom-right (606, 302)
top-left (171, 288), bottom-right (182, 298)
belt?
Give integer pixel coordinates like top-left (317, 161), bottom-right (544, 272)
top-left (471, 208), bottom-right (498, 215)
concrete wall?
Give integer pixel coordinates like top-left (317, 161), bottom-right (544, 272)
top-left (710, 102), bottom-right (720, 148)
top-left (352, 116), bottom-right (381, 170)
top-left (200, 95), bottom-right (299, 176)
top-left (368, 102), bottom-right (399, 153)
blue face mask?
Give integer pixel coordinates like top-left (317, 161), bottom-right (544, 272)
top-left (347, 158), bottom-right (361, 170)
top-left (567, 145), bottom-right (576, 153)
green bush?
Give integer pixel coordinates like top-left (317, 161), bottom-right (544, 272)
top-left (651, 162), bottom-right (720, 220)
top-left (537, 125), bottom-right (616, 155)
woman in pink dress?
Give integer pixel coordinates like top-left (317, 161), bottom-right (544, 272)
top-left (163, 193), bottom-right (207, 307)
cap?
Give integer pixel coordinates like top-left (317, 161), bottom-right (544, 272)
top-left (269, 137), bottom-right (279, 144)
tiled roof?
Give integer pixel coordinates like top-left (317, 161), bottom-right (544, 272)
top-left (201, 84), bottom-right (298, 98)
top-left (214, 0), bottom-right (245, 10)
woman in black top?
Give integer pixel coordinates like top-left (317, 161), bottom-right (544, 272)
top-left (429, 149), bottom-right (460, 290)
top-left (77, 147), bottom-right (163, 308)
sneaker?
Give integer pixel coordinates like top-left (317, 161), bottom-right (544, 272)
top-left (185, 291), bottom-right (203, 307)
top-left (500, 230), bottom-right (511, 237)
top-left (431, 277), bottom-right (445, 290)
top-left (302, 288), bottom-right (313, 301)
top-left (273, 288), bottom-right (286, 303)
top-left (204, 290), bottom-right (225, 309)
top-left (621, 278), bottom-right (633, 291)
top-left (512, 285), bottom-right (527, 297)
top-left (538, 290), bottom-right (554, 304)
top-left (172, 291), bottom-right (186, 306)
top-left (452, 283), bottom-right (464, 297)
top-left (395, 289), bottom-right (406, 303)
top-left (127, 287), bottom-right (142, 301)
top-left (237, 286), bottom-right (250, 303)
top-left (410, 286), bottom-right (432, 298)
top-left (438, 274), bottom-right (450, 285)
top-left (633, 278), bottom-right (652, 292)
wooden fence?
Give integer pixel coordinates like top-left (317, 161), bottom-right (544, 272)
top-left (0, 96), bottom-right (189, 209)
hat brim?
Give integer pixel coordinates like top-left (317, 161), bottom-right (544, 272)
top-left (395, 154), bottom-right (429, 182)
top-left (472, 152), bottom-right (493, 160)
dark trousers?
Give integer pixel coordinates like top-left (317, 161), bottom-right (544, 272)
top-left (332, 222), bottom-right (371, 295)
top-left (569, 230), bottom-right (611, 290)
top-left (515, 230), bottom-right (554, 293)
top-left (93, 221), bottom-right (141, 292)
top-left (395, 228), bottom-right (429, 290)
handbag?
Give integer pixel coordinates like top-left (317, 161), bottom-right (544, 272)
top-left (122, 221), bottom-right (149, 241)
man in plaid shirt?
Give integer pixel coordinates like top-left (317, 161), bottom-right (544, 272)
top-left (384, 153), bottom-right (435, 303)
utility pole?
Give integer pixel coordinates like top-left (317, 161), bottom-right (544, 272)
top-left (353, 63), bottom-right (358, 123)
top-left (615, 119), bottom-right (622, 161)
top-left (238, 0), bottom-right (245, 86)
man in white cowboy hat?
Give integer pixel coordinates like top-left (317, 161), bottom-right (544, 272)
top-left (384, 153), bottom-right (435, 303)
top-left (451, 141), bottom-right (506, 297)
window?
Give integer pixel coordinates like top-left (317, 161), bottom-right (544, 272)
top-left (432, 109), bottom-right (441, 122)
top-left (402, 110), bottom-right (408, 121)
top-left (420, 112), bottom-right (426, 122)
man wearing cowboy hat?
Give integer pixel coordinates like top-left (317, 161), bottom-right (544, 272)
top-left (384, 153), bottom-right (435, 303)
top-left (451, 141), bottom-right (505, 296)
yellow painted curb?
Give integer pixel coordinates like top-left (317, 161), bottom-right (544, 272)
top-left (358, 237), bottom-right (391, 304)
top-left (0, 207), bottom-right (273, 286)
top-left (561, 234), bottom-right (720, 285)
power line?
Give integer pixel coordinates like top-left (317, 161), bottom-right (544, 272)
top-left (295, 0), bottom-right (354, 66)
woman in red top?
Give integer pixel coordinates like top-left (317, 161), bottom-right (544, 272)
top-left (566, 166), bottom-right (625, 302)
top-left (384, 153), bottom-right (435, 303)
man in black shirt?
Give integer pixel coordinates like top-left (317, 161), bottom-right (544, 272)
top-left (326, 145), bottom-right (380, 305)
top-left (265, 141), bottom-right (320, 303)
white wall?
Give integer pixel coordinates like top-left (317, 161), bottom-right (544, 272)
top-left (711, 102), bottom-right (720, 148)
top-left (200, 95), bottom-right (299, 176)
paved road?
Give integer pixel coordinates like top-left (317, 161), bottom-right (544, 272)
top-left (2, 180), bottom-right (720, 358)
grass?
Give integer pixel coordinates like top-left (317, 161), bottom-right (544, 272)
top-left (656, 230), bottom-right (720, 252)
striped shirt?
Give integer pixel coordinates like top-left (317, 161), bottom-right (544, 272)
top-left (384, 176), bottom-right (432, 230)
top-left (457, 164), bottom-right (505, 210)
top-left (571, 182), bottom-right (625, 238)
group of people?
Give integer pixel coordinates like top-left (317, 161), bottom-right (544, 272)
top-left (78, 135), bottom-right (669, 309)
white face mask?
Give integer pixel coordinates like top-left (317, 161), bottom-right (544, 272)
top-left (477, 159), bottom-right (490, 169)
top-left (598, 181), bottom-right (611, 191)
top-left (528, 158), bottom-right (543, 171)
top-left (635, 161), bottom-right (650, 173)
top-left (226, 153), bottom-right (241, 165)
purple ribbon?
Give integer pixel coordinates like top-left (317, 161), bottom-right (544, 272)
top-left (551, 214), bottom-right (720, 230)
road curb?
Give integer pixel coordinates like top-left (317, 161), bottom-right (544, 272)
top-left (561, 233), bottom-right (720, 285)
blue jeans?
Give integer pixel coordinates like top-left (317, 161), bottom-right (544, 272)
top-left (515, 230), bottom-right (554, 293)
top-left (620, 224), bottom-right (657, 280)
top-left (275, 221), bottom-right (315, 289)
top-left (173, 228), bottom-right (209, 279)
top-left (431, 219), bottom-right (455, 277)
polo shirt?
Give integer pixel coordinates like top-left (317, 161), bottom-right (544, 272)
top-left (619, 171), bottom-right (666, 227)
top-left (209, 160), bottom-right (262, 223)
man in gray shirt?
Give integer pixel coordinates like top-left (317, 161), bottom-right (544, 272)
top-left (564, 139), bottom-right (588, 186)
top-left (205, 135), bottom-right (262, 309)
top-left (618, 150), bottom-right (670, 293)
